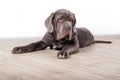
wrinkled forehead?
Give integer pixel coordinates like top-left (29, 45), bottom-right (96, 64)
top-left (55, 9), bottom-right (73, 17)
top-left (56, 9), bottom-right (72, 14)
top-left (54, 11), bottom-right (74, 21)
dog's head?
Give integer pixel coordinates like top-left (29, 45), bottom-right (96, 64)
top-left (45, 9), bottom-right (76, 41)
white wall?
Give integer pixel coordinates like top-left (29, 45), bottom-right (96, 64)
top-left (0, 0), bottom-right (120, 38)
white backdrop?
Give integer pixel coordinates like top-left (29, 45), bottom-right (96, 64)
top-left (0, 0), bottom-right (120, 38)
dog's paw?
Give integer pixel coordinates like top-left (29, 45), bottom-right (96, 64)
top-left (57, 51), bottom-right (70, 59)
top-left (12, 46), bottom-right (26, 54)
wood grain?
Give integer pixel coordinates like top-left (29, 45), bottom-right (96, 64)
top-left (0, 35), bottom-right (120, 80)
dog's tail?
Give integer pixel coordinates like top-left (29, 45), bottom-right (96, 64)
top-left (94, 40), bottom-right (112, 44)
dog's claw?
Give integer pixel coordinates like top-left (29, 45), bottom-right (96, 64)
top-left (57, 51), bottom-right (70, 59)
top-left (12, 47), bottom-right (25, 54)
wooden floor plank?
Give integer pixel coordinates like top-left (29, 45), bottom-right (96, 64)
top-left (0, 36), bottom-right (120, 80)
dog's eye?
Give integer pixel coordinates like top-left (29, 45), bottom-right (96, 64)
top-left (58, 17), bottom-right (65, 22)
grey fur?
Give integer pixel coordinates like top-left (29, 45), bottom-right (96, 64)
top-left (12, 9), bottom-right (112, 59)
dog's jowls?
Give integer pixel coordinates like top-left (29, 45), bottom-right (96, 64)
top-left (12, 9), bottom-right (112, 59)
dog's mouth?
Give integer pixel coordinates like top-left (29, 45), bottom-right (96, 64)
top-left (59, 33), bottom-right (69, 41)
top-left (56, 24), bottom-right (73, 41)
top-left (56, 31), bottom-right (72, 42)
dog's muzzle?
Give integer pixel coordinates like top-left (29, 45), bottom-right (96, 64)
top-left (56, 21), bottom-right (73, 41)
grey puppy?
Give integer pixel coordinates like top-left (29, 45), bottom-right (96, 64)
top-left (12, 9), bottom-right (112, 59)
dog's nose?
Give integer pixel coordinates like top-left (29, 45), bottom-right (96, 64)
top-left (66, 26), bottom-right (71, 31)
top-left (64, 21), bottom-right (72, 30)
top-left (64, 24), bottom-right (71, 31)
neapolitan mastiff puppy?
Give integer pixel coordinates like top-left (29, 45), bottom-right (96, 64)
top-left (12, 9), bottom-right (112, 59)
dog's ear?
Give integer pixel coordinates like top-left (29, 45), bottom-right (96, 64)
top-left (45, 13), bottom-right (54, 33)
top-left (72, 13), bottom-right (77, 33)
top-left (72, 13), bottom-right (76, 27)
top-left (73, 27), bottom-right (77, 33)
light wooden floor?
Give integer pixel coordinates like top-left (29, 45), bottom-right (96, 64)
top-left (0, 35), bottom-right (120, 80)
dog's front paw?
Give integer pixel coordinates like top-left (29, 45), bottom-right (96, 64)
top-left (57, 51), bottom-right (70, 59)
top-left (12, 46), bottom-right (27, 54)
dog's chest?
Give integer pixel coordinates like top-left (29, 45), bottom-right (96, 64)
top-left (52, 41), bottom-right (66, 48)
